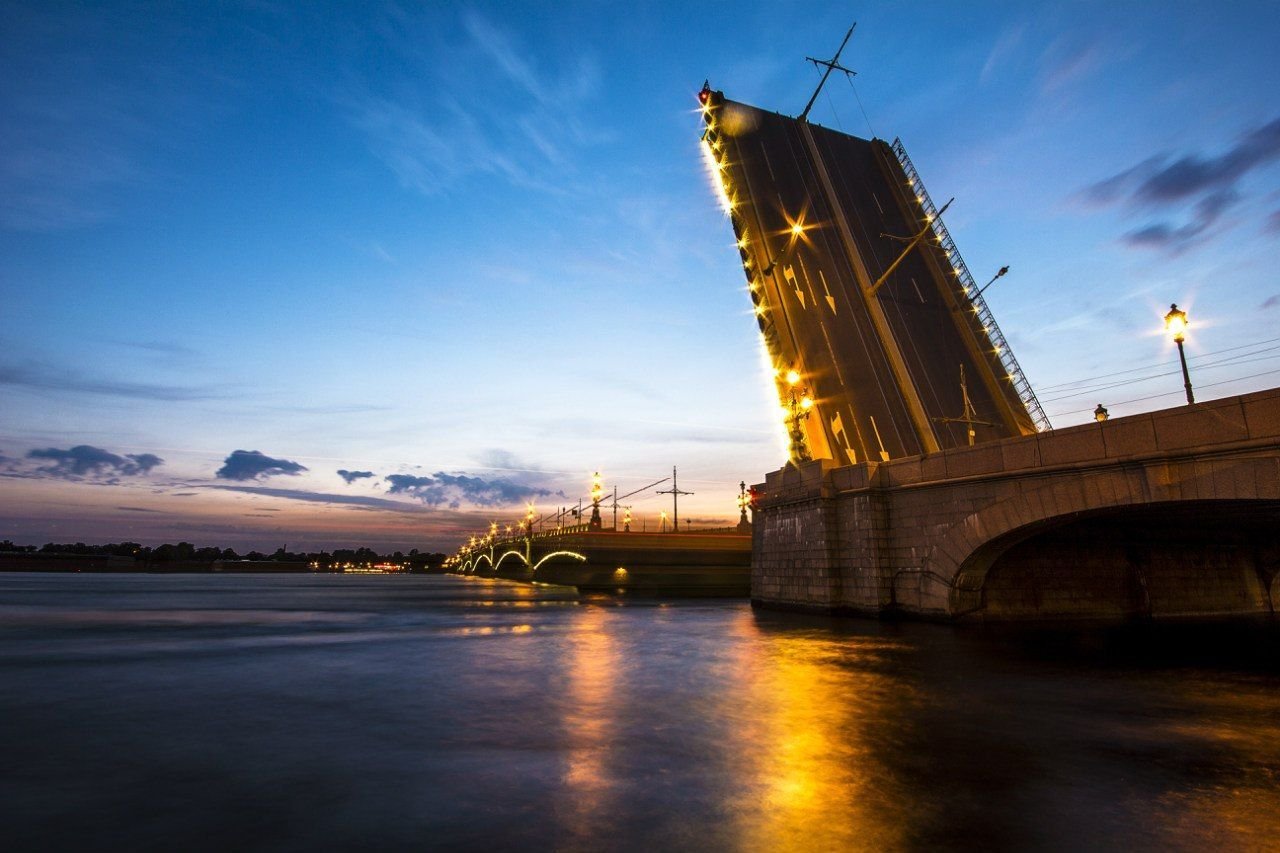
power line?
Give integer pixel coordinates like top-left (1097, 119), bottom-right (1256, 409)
top-left (1046, 367), bottom-right (1280, 418)
top-left (1036, 336), bottom-right (1280, 393)
top-left (1039, 346), bottom-right (1280, 403)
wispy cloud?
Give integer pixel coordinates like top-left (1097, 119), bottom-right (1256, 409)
top-left (337, 469), bottom-right (375, 484)
top-left (0, 359), bottom-right (226, 401)
top-left (26, 445), bottom-right (163, 481)
top-left (1078, 115), bottom-right (1280, 254)
top-left (1262, 294), bottom-right (1280, 310)
top-left (980, 23), bottom-right (1026, 86)
top-left (1039, 37), bottom-right (1107, 94)
top-left (207, 484), bottom-right (421, 512)
top-left (342, 8), bottom-right (601, 197)
top-left (215, 450), bottom-right (307, 481)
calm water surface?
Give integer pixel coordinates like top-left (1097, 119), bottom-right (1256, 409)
top-left (2, 573), bottom-right (1278, 851)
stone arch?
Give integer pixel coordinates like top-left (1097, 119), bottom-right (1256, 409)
top-left (919, 457), bottom-right (1278, 618)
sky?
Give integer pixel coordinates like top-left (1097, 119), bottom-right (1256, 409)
top-left (2, 0), bottom-right (1279, 552)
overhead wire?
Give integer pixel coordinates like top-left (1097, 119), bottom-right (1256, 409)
top-left (1040, 344), bottom-right (1280, 403)
top-left (1046, 367), bottom-right (1280, 419)
top-left (1036, 335), bottom-right (1280, 393)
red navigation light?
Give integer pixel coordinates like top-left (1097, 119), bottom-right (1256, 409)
top-left (698, 88), bottom-right (711, 105)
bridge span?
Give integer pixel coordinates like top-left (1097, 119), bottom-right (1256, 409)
top-left (752, 388), bottom-right (1280, 623)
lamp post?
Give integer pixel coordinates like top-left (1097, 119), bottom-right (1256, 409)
top-left (589, 471), bottom-right (604, 531)
top-left (1164, 303), bottom-right (1194, 404)
top-left (1094, 404), bottom-right (1109, 422)
top-left (784, 368), bottom-right (814, 463)
top-left (736, 481), bottom-right (751, 531)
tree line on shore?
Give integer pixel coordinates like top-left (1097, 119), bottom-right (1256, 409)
top-left (0, 540), bottom-right (446, 570)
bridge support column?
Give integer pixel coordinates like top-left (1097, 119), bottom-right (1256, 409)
top-left (752, 459), bottom-right (892, 615)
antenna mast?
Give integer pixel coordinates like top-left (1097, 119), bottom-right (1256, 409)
top-left (799, 22), bottom-right (858, 122)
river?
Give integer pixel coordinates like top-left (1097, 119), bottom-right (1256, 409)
top-left (2, 573), bottom-right (1278, 851)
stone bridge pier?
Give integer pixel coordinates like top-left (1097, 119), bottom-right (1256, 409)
top-left (752, 389), bottom-right (1280, 623)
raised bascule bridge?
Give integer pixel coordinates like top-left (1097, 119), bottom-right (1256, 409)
top-left (699, 36), bottom-right (1280, 623)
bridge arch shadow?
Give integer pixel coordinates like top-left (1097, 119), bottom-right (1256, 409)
top-left (939, 499), bottom-right (1279, 623)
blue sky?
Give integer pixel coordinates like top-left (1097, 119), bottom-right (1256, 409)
top-left (2, 1), bottom-right (1279, 551)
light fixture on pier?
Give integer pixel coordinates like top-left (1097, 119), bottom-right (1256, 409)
top-left (1094, 404), bottom-right (1109, 422)
top-left (783, 367), bottom-right (814, 463)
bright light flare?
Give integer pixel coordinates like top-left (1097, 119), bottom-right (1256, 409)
top-left (701, 140), bottom-right (733, 216)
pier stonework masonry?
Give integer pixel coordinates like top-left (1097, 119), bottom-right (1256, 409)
top-left (752, 389), bottom-right (1280, 622)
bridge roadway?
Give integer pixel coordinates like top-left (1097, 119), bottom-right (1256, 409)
top-left (751, 388), bottom-right (1280, 623)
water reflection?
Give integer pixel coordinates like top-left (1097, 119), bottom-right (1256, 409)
top-left (2, 574), bottom-right (1278, 850)
top-left (558, 606), bottom-right (620, 845)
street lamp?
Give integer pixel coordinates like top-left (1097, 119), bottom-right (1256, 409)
top-left (1094, 404), bottom-right (1109, 422)
top-left (784, 367), bottom-right (814, 463)
top-left (976, 265), bottom-right (1010, 297)
top-left (736, 481), bottom-right (751, 531)
top-left (589, 471), bottom-right (604, 530)
top-left (1164, 303), bottom-right (1194, 404)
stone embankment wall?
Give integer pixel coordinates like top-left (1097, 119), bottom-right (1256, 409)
top-left (752, 388), bottom-right (1280, 622)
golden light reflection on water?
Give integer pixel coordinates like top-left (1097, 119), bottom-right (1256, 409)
top-left (559, 606), bottom-right (620, 842)
top-left (1145, 679), bottom-right (1280, 849)
top-left (722, 611), bottom-right (917, 850)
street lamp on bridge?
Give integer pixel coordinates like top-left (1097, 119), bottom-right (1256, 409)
top-left (1164, 303), bottom-right (1195, 405)
top-left (589, 471), bottom-right (604, 531)
top-left (784, 367), bottom-right (814, 463)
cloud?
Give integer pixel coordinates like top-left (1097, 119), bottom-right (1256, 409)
top-left (980, 23), bottom-right (1026, 86)
top-left (1120, 189), bottom-right (1239, 253)
top-left (1080, 116), bottom-right (1280, 254)
top-left (1039, 38), bottom-right (1106, 94)
top-left (208, 485), bottom-right (423, 512)
top-left (337, 469), bottom-right (376, 484)
top-left (26, 445), bottom-right (163, 480)
top-left (1267, 209), bottom-right (1280, 235)
top-left (343, 9), bottom-right (600, 197)
top-left (385, 472), bottom-right (562, 509)
top-left (0, 359), bottom-right (225, 401)
top-left (215, 450), bottom-right (308, 481)
top-left (1262, 295), bottom-right (1280, 310)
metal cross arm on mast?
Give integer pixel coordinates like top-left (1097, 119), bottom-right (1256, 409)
top-left (799, 21), bottom-right (857, 122)
top-left (867, 197), bottom-right (954, 298)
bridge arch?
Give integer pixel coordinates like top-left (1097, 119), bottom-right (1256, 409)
top-left (920, 461), bottom-right (1280, 621)
top-left (493, 549), bottom-right (530, 573)
top-left (530, 550), bottom-right (587, 575)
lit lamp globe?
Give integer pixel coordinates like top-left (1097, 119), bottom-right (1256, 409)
top-left (1163, 303), bottom-right (1195, 405)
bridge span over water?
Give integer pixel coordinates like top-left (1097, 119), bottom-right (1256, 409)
top-left (753, 389), bottom-right (1280, 623)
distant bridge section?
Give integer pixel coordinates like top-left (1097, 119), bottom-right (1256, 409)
top-left (752, 389), bottom-right (1280, 623)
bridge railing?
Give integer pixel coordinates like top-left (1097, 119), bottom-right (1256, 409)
top-left (890, 138), bottom-right (1052, 433)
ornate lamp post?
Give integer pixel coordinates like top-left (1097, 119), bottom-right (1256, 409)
top-left (784, 368), bottom-right (814, 463)
top-left (1164, 303), bottom-right (1194, 404)
top-left (589, 471), bottom-right (604, 530)
top-left (736, 480), bottom-right (751, 531)
top-left (1094, 404), bottom-right (1109, 422)
top-left (622, 507), bottom-right (632, 533)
